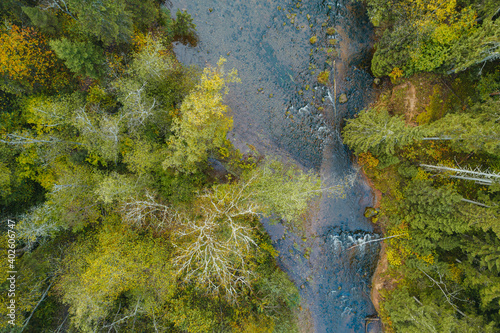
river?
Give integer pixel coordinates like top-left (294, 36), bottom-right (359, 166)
top-left (170, 0), bottom-right (381, 331)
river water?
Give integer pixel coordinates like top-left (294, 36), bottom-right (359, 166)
top-left (171, 0), bottom-right (381, 331)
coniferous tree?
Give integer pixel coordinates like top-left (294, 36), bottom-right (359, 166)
top-left (425, 112), bottom-right (500, 155)
top-left (49, 38), bottom-right (104, 79)
top-left (343, 107), bottom-right (424, 155)
top-left (445, 18), bottom-right (500, 73)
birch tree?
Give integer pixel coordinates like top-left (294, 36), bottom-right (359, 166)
top-left (173, 181), bottom-right (260, 300)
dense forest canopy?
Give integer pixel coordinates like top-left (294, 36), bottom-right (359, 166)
top-left (344, 0), bottom-right (500, 331)
top-left (1, 0), bottom-right (499, 331)
top-left (0, 1), bottom-right (334, 332)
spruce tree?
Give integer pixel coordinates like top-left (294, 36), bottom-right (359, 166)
top-left (49, 38), bottom-right (104, 79)
top-left (343, 107), bottom-right (424, 155)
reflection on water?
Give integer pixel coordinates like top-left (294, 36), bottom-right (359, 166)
top-left (171, 0), bottom-right (379, 331)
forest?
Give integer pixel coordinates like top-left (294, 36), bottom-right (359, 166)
top-left (1, 0), bottom-right (499, 332)
top-left (0, 0), bottom-right (333, 331)
top-left (344, 0), bottom-right (500, 331)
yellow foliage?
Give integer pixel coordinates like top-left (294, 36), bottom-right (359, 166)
top-left (58, 222), bottom-right (175, 330)
top-left (389, 67), bottom-right (404, 81)
top-left (414, 168), bottom-right (429, 181)
top-left (105, 52), bottom-right (126, 77)
top-left (132, 31), bottom-right (149, 52)
top-left (16, 148), bottom-right (56, 189)
top-left (358, 152), bottom-right (379, 169)
top-left (234, 315), bottom-right (275, 333)
top-left (387, 247), bottom-right (403, 266)
top-left (164, 57), bottom-right (240, 173)
top-left (259, 242), bottom-right (279, 258)
top-left (449, 263), bottom-right (463, 282)
top-left (386, 222), bottom-right (412, 266)
top-left (85, 151), bottom-right (108, 167)
top-left (0, 25), bottom-right (69, 93)
top-left (416, 253), bottom-right (435, 264)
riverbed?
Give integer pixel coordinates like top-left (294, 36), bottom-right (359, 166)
top-left (171, 0), bottom-right (380, 331)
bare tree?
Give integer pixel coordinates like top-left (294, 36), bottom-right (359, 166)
top-left (0, 133), bottom-right (82, 146)
top-left (120, 192), bottom-right (179, 231)
top-left (121, 82), bottom-right (158, 131)
top-left (420, 163), bottom-right (500, 185)
top-left (173, 179), bottom-right (259, 300)
top-left (40, 0), bottom-right (77, 20)
top-left (418, 267), bottom-right (468, 318)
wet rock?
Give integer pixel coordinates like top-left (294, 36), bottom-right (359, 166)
top-left (339, 93), bottom-right (348, 103)
top-left (364, 207), bottom-right (378, 218)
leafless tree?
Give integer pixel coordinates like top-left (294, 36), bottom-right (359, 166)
top-left (120, 192), bottom-right (179, 231)
top-left (173, 179), bottom-right (260, 300)
top-left (420, 163), bottom-right (500, 186)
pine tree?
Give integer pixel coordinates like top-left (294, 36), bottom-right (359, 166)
top-left (403, 179), bottom-right (468, 242)
top-left (49, 38), bottom-right (104, 79)
top-left (343, 107), bottom-right (424, 155)
top-left (426, 112), bottom-right (500, 155)
top-left (465, 233), bottom-right (500, 274)
top-left (52, 0), bottom-right (135, 45)
top-left (22, 6), bottom-right (61, 35)
top-left (445, 18), bottom-right (500, 73)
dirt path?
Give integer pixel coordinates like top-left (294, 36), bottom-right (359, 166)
top-left (370, 242), bottom-right (388, 313)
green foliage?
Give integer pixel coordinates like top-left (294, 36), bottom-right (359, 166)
top-left (22, 6), bottom-right (61, 35)
top-left (377, 153), bottom-right (400, 169)
top-left (397, 162), bottom-right (419, 178)
top-left (0, 4), bottom-right (320, 331)
top-left (49, 38), bottom-right (104, 79)
top-left (246, 158), bottom-right (323, 225)
top-left (476, 71), bottom-right (500, 101)
top-left (465, 232), bottom-right (500, 274)
top-left (172, 9), bottom-right (197, 45)
top-left (426, 111), bottom-right (500, 155)
top-left (350, 2), bottom-right (500, 331)
top-left (124, 0), bottom-right (159, 30)
top-left (157, 168), bottom-right (206, 204)
top-left (371, 28), bottom-right (415, 77)
top-left (403, 179), bottom-right (467, 241)
top-left (445, 18), bottom-right (500, 73)
top-left (384, 286), bottom-right (495, 333)
top-left (57, 222), bottom-right (175, 332)
top-left (68, 0), bottom-right (134, 45)
top-left (343, 107), bottom-right (424, 155)
top-left (0, 234), bottom-right (67, 331)
top-left (94, 172), bottom-right (143, 204)
top-left (367, 0), bottom-right (480, 76)
top-left (0, 0), bottom-right (25, 22)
